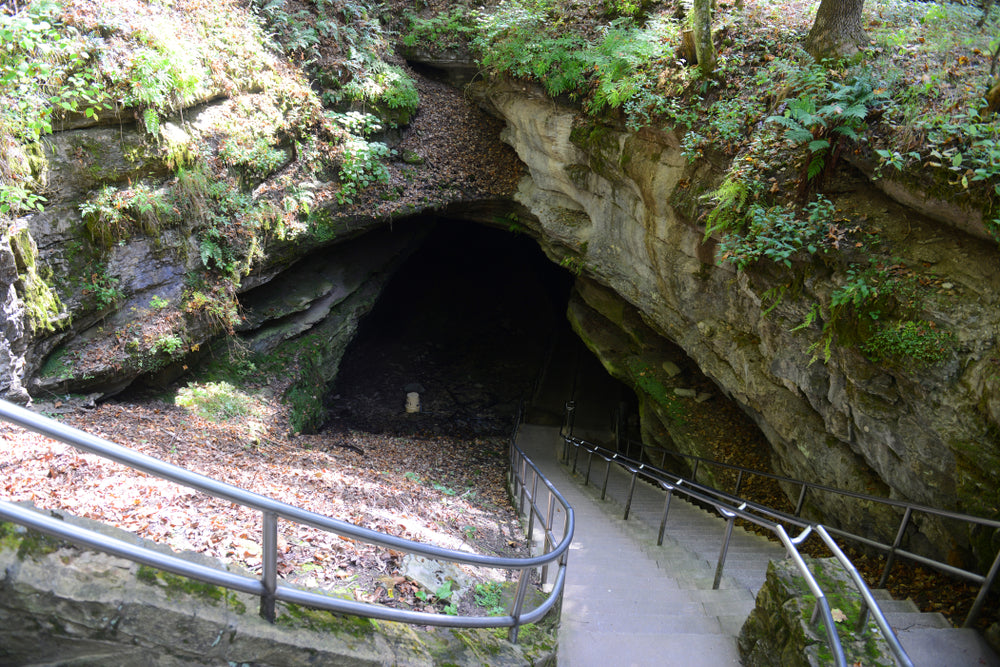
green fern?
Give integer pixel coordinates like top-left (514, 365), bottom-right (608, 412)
top-left (768, 74), bottom-right (888, 185)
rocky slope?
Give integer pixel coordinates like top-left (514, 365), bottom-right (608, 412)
top-left (1, 0), bottom-right (998, 573)
top-left (472, 76), bottom-right (1000, 567)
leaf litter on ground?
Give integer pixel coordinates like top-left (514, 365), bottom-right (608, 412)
top-left (1, 394), bottom-right (529, 617)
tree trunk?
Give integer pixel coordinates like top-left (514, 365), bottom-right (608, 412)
top-left (692, 0), bottom-right (716, 75)
top-left (804, 0), bottom-right (868, 60)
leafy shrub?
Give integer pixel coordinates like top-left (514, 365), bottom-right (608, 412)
top-left (336, 138), bottom-right (393, 205)
top-left (376, 64), bottom-right (420, 117)
top-left (718, 197), bottom-right (834, 270)
top-left (175, 381), bottom-right (253, 422)
top-left (81, 271), bottom-right (123, 310)
top-left (218, 135), bottom-right (288, 181)
top-left (152, 334), bottom-right (184, 357)
top-left (184, 286), bottom-right (241, 334)
top-left (0, 3), bottom-right (106, 213)
top-left (473, 3), bottom-right (675, 117)
top-left (473, 582), bottom-right (506, 616)
top-left (402, 7), bottom-right (477, 49)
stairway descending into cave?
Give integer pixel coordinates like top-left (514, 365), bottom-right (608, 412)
top-left (515, 423), bottom-right (1000, 667)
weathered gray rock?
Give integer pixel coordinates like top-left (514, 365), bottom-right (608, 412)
top-left (476, 77), bottom-right (1000, 562)
top-left (0, 230), bottom-right (30, 404)
top-left (738, 557), bottom-right (894, 667)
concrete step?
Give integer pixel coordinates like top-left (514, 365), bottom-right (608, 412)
top-left (884, 610), bottom-right (952, 630)
top-left (526, 426), bottom-right (1000, 667)
top-left (897, 627), bottom-right (1000, 667)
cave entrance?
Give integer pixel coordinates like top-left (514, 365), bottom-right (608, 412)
top-left (326, 219), bottom-right (632, 439)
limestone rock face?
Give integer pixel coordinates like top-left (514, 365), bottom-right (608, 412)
top-left (477, 78), bottom-right (1000, 561)
top-left (1, 98), bottom-right (396, 407)
top-left (0, 231), bottom-right (30, 404)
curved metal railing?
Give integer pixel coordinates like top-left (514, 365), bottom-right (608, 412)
top-left (560, 424), bottom-right (913, 667)
top-left (606, 413), bottom-right (1000, 630)
top-left (0, 398), bottom-right (573, 643)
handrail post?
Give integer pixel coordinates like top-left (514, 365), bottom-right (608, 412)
top-left (260, 510), bottom-right (278, 623)
top-left (508, 440), bottom-right (516, 487)
top-left (572, 441), bottom-right (581, 475)
top-left (794, 483), bottom-right (808, 516)
top-left (691, 459), bottom-right (699, 483)
top-left (584, 449), bottom-right (594, 486)
top-left (541, 492), bottom-right (555, 586)
top-left (518, 459), bottom-right (528, 515)
top-left (564, 401), bottom-right (576, 438)
top-left (963, 542), bottom-right (1000, 627)
top-left (601, 459), bottom-right (612, 500)
top-left (878, 506), bottom-right (912, 588)
top-left (713, 506), bottom-right (741, 590)
top-left (613, 406), bottom-right (619, 452)
top-left (623, 469), bottom-right (638, 520)
top-left (526, 471), bottom-right (539, 555)
top-left (657, 487), bottom-right (674, 546)
top-left (508, 568), bottom-right (532, 643)
top-left (734, 469), bottom-right (744, 497)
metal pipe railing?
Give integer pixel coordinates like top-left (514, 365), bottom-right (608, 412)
top-left (773, 524), bottom-right (848, 667)
top-left (560, 432), bottom-right (911, 666)
top-left (0, 398), bottom-right (574, 642)
top-left (615, 433), bottom-right (1000, 628)
top-left (814, 525), bottom-right (914, 667)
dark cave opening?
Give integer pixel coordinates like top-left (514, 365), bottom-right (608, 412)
top-left (324, 219), bottom-right (632, 439)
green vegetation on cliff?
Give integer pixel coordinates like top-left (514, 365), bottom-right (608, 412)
top-left (405, 0), bottom-right (996, 371)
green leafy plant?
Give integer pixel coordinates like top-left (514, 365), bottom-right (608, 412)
top-left (218, 136), bottom-right (288, 182)
top-left (432, 481), bottom-right (456, 496)
top-left (81, 271), bottom-right (123, 310)
top-left (183, 285), bottom-right (241, 334)
top-left (152, 334), bottom-right (184, 357)
top-left (402, 6), bottom-right (476, 49)
top-left (149, 295), bottom-right (170, 310)
top-left (118, 29), bottom-right (206, 124)
top-left (78, 183), bottom-right (174, 248)
top-left (473, 582), bottom-right (506, 616)
top-left (0, 0), bottom-right (107, 217)
top-left (559, 255), bottom-right (584, 275)
top-left (336, 138), bottom-right (393, 205)
top-left (862, 320), bottom-right (955, 367)
top-left (717, 196), bottom-right (834, 270)
top-left (473, 4), bottom-right (676, 119)
top-left (435, 581), bottom-right (458, 615)
top-left (702, 163), bottom-right (759, 239)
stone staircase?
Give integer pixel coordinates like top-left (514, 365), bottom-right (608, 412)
top-left (517, 424), bottom-right (1000, 666)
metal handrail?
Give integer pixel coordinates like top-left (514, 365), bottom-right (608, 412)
top-left (613, 432), bottom-right (1000, 628)
top-left (0, 398), bottom-right (573, 642)
top-left (561, 432), bottom-right (914, 667)
top-left (814, 525), bottom-right (913, 667)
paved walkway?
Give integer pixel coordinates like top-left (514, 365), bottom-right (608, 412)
top-left (516, 424), bottom-right (784, 667)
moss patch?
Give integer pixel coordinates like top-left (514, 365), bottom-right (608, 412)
top-left (276, 602), bottom-right (378, 637)
top-left (8, 226), bottom-right (64, 333)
